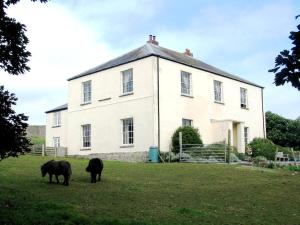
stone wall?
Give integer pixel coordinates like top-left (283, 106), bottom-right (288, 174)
top-left (70, 151), bottom-right (149, 162)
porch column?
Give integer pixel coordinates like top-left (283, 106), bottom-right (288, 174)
top-left (237, 123), bottom-right (245, 153)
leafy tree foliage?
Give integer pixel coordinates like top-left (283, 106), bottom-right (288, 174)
top-left (269, 16), bottom-right (300, 90)
top-left (0, 86), bottom-right (31, 160)
top-left (0, 0), bottom-right (48, 75)
top-left (266, 111), bottom-right (300, 150)
top-left (0, 0), bottom-right (48, 160)
top-left (171, 126), bottom-right (203, 154)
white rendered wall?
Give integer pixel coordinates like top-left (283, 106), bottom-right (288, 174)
top-left (67, 57), bottom-right (158, 155)
top-left (45, 109), bottom-right (68, 147)
top-left (158, 58), bottom-right (265, 153)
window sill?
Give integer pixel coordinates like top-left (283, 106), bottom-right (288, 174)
top-left (120, 144), bottom-right (134, 148)
top-left (214, 101), bottom-right (224, 105)
top-left (52, 125), bottom-right (61, 128)
top-left (119, 92), bottom-right (133, 97)
top-left (181, 94), bottom-right (194, 98)
top-left (98, 97), bottom-right (111, 102)
top-left (241, 107), bottom-right (249, 110)
top-left (80, 148), bottom-right (91, 151)
top-left (80, 102), bottom-right (91, 106)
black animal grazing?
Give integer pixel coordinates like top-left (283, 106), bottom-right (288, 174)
top-left (41, 160), bottom-right (72, 186)
top-left (86, 158), bottom-right (103, 183)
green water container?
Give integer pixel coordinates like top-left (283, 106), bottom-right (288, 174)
top-left (148, 146), bottom-right (159, 163)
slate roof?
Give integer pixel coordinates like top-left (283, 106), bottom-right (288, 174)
top-left (45, 103), bottom-right (68, 113)
top-left (67, 43), bottom-right (263, 88)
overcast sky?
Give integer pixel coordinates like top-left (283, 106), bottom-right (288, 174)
top-left (1, 0), bottom-right (300, 124)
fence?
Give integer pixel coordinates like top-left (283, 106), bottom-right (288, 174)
top-left (30, 145), bottom-right (67, 157)
top-left (178, 132), bottom-right (228, 163)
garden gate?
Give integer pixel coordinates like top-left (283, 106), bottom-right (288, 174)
top-left (178, 132), bottom-right (228, 163)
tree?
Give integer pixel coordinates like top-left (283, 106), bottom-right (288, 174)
top-left (268, 16), bottom-right (300, 90)
top-left (0, 86), bottom-right (31, 160)
top-left (266, 111), bottom-right (300, 150)
top-left (0, 0), bottom-right (48, 159)
top-left (171, 126), bottom-right (203, 154)
top-left (0, 0), bottom-right (48, 75)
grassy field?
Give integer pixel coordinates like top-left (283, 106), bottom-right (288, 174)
top-left (0, 156), bottom-right (299, 225)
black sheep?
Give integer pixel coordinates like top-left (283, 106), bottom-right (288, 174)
top-left (41, 160), bottom-right (72, 186)
top-left (86, 158), bottom-right (103, 183)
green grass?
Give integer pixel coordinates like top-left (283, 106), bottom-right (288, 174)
top-left (29, 136), bottom-right (45, 145)
top-left (0, 156), bottom-right (299, 225)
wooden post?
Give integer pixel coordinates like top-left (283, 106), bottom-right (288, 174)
top-left (291, 148), bottom-right (296, 165)
top-left (42, 144), bottom-right (45, 157)
top-left (274, 147), bottom-right (278, 168)
top-left (168, 145), bottom-right (171, 163)
top-left (179, 132), bottom-right (182, 162)
top-left (224, 140), bottom-right (227, 163)
top-left (227, 129), bottom-right (231, 164)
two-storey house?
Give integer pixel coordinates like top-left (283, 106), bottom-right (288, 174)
top-left (46, 35), bottom-right (265, 161)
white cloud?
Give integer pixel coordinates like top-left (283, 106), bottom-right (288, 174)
top-left (1, 1), bottom-right (116, 124)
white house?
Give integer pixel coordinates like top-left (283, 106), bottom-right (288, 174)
top-left (46, 35), bottom-right (265, 161)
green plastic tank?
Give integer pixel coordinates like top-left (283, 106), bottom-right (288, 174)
top-left (148, 146), bottom-right (159, 163)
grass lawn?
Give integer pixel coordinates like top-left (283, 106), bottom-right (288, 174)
top-left (0, 156), bottom-right (299, 225)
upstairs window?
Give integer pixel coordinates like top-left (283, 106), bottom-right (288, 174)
top-left (82, 124), bottom-right (91, 148)
top-left (122, 69), bottom-right (133, 94)
top-left (240, 88), bottom-right (248, 109)
top-left (214, 80), bottom-right (223, 103)
top-left (122, 118), bottom-right (134, 145)
top-left (82, 80), bottom-right (91, 103)
top-left (182, 119), bottom-right (193, 127)
top-left (181, 71), bottom-right (192, 96)
top-left (53, 111), bottom-right (61, 126)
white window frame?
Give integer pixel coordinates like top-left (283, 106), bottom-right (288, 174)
top-left (82, 124), bottom-right (91, 148)
top-left (181, 71), bottom-right (192, 96)
top-left (53, 111), bottom-right (61, 127)
top-left (121, 69), bottom-right (133, 95)
top-left (53, 137), bottom-right (60, 148)
top-left (244, 127), bottom-right (249, 145)
top-left (240, 87), bottom-right (248, 109)
top-left (121, 118), bottom-right (134, 145)
top-left (182, 118), bottom-right (193, 127)
top-left (82, 80), bottom-right (92, 104)
top-left (214, 80), bottom-right (223, 103)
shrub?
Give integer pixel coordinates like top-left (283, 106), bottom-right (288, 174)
top-left (229, 153), bottom-right (241, 162)
top-left (253, 156), bottom-right (268, 167)
top-left (236, 153), bottom-right (246, 161)
top-left (248, 138), bottom-right (291, 160)
top-left (160, 152), bottom-right (179, 162)
top-left (286, 165), bottom-right (300, 171)
top-left (171, 126), bottom-right (203, 154)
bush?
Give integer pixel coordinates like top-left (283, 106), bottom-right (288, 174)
top-left (160, 152), bottom-right (179, 162)
top-left (286, 165), bottom-right (300, 171)
top-left (236, 153), bottom-right (246, 161)
top-left (171, 126), bottom-right (203, 154)
top-left (249, 138), bottom-right (276, 160)
top-left (253, 156), bottom-right (268, 167)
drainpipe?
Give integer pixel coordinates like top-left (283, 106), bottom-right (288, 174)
top-left (157, 57), bottom-right (160, 151)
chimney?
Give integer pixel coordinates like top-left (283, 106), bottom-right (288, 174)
top-left (184, 48), bottom-right (193, 57)
top-left (147, 34), bottom-right (159, 45)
